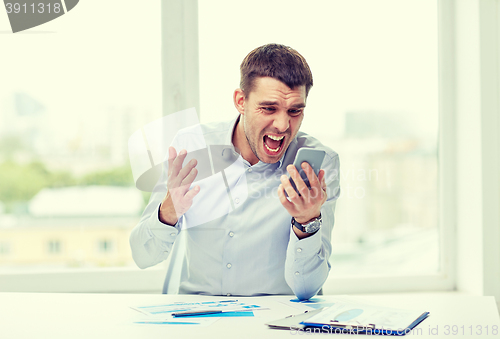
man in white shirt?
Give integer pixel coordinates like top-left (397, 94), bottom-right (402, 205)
top-left (130, 43), bottom-right (340, 300)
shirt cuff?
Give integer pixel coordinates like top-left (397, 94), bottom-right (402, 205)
top-left (149, 203), bottom-right (182, 242)
top-left (289, 226), bottom-right (322, 257)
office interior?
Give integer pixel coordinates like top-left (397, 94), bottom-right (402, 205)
top-left (0, 0), bottom-right (499, 312)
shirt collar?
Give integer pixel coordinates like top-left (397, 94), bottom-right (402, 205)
top-left (226, 114), bottom-right (287, 170)
top-left (225, 114), bottom-right (240, 145)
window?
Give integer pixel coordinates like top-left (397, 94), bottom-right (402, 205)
top-left (199, 0), bottom-right (441, 285)
top-left (0, 1), bottom-right (161, 275)
top-left (1, 0), bottom-right (467, 294)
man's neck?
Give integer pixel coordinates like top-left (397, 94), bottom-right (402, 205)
top-left (232, 116), bottom-right (259, 165)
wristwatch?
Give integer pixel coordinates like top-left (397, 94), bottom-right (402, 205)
top-left (291, 214), bottom-right (322, 233)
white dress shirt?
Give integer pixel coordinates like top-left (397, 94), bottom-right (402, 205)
top-left (129, 116), bottom-right (340, 300)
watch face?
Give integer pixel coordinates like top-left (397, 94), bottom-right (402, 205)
top-left (305, 220), bottom-right (321, 233)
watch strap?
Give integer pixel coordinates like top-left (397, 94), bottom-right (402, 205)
top-left (291, 214), bottom-right (322, 233)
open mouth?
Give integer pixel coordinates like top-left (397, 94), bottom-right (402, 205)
top-left (263, 134), bottom-right (285, 155)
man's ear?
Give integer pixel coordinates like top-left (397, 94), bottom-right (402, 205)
top-left (233, 88), bottom-right (246, 115)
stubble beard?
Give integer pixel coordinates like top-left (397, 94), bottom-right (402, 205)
top-left (243, 116), bottom-right (263, 163)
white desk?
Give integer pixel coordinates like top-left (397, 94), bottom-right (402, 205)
top-left (0, 292), bottom-right (498, 338)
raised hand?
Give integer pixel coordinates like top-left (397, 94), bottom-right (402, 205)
top-left (159, 147), bottom-right (200, 225)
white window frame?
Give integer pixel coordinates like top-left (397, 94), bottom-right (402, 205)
top-left (1, 0), bottom-right (499, 296)
top-left (324, 0), bottom-right (455, 293)
top-left (452, 0), bottom-right (500, 300)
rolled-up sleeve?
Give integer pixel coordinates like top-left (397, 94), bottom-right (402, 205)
top-left (129, 192), bottom-right (184, 269)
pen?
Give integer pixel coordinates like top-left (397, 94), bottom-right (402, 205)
top-left (172, 310), bottom-right (223, 317)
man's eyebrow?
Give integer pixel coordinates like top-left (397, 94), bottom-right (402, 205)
top-left (258, 101), bottom-right (279, 106)
top-left (289, 103), bottom-right (306, 109)
top-left (258, 101), bottom-right (306, 108)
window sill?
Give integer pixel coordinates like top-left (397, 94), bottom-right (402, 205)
top-left (0, 266), bottom-right (166, 293)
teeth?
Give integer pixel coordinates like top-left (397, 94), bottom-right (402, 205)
top-left (267, 135), bottom-right (284, 141)
top-left (265, 144), bottom-right (280, 153)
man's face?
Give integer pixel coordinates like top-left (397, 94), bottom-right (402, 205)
top-left (240, 77), bottom-right (306, 164)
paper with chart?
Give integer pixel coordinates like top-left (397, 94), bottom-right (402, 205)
top-left (131, 300), bottom-right (266, 316)
top-left (281, 295), bottom-right (364, 312)
top-left (132, 315), bottom-right (219, 326)
top-left (130, 300), bottom-right (267, 325)
top-left (302, 299), bottom-right (427, 331)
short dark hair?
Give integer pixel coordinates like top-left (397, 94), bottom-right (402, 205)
top-left (239, 43), bottom-right (313, 98)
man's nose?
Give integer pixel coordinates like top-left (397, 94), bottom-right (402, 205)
top-left (273, 110), bottom-right (290, 132)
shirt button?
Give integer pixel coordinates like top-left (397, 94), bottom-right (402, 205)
top-left (248, 168), bottom-right (252, 173)
top-left (229, 231), bottom-right (234, 237)
top-left (226, 263), bottom-right (232, 269)
top-left (170, 233), bottom-right (176, 237)
top-left (234, 198), bottom-right (240, 204)
top-left (227, 293), bottom-right (231, 297)
top-left (297, 248), bottom-right (302, 253)
top-left (295, 271), bottom-right (300, 276)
